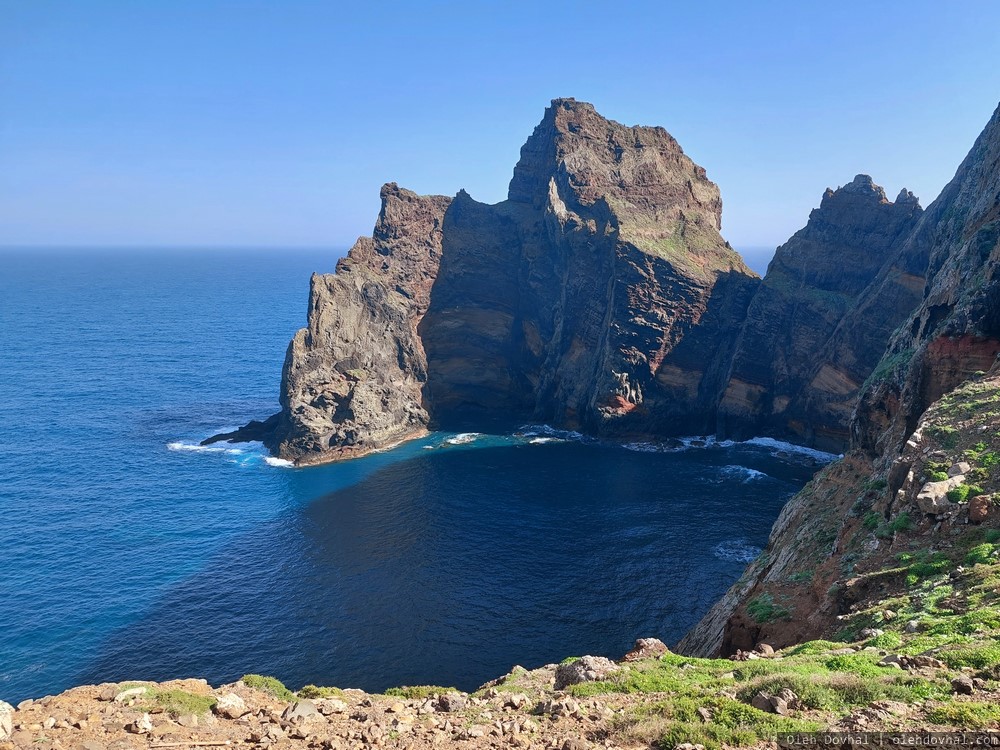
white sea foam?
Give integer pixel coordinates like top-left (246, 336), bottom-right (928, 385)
top-left (445, 432), bottom-right (481, 445)
top-left (264, 456), bottom-right (294, 468)
top-left (516, 424), bottom-right (589, 443)
top-left (743, 436), bottom-right (840, 462)
top-left (720, 464), bottom-right (768, 482)
top-left (713, 539), bottom-right (763, 563)
top-left (167, 441), bottom-right (229, 453)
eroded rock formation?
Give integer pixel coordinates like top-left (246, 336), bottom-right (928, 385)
top-left (680, 100), bottom-right (1000, 658)
top-left (212, 98), bottom-right (763, 463)
top-left (717, 175), bottom-right (924, 452)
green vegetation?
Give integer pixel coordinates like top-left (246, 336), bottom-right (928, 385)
top-left (747, 593), bottom-right (791, 623)
top-left (241, 674), bottom-right (295, 701)
top-left (928, 471), bottom-right (950, 482)
top-left (788, 569), bottom-right (815, 583)
top-left (927, 425), bottom-right (960, 449)
top-left (862, 349), bottom-right (914, 390)
top-left (947, 484), bottom-right (983, 503)
top-left (927, 702), bottom-right (1000, 728)
top-left (383, 685), bottom-right (455, 699)
top-left (967, 543), bottom-right (999, 566)
top-left (138, 688), bottom-right (216, 717)
top-left (297, 684), bottom-right (345, 699)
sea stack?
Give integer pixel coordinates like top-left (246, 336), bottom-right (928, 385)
top-left (211, 99), bottom-right (761, 464)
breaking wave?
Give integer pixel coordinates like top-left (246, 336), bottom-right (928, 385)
top-left (713, 539), bottom-right (763, 563)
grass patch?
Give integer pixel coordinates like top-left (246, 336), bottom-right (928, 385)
top-left (383, 685), bottom-right (455, 699)
top-left (297, 684), bottom-right (345, 699)
top-left (139, 689), bottom-right (216, 718)
top-left (967, 543), bottom-right (999, 566)
top-left (927, 425), bottom-right (960, 449)
top-left (747, 593), bottom-right (791, 623)
top-left (868, 631), bottom-right (903, 649)
top-left (926, 702), bottom-right (1000, 728)
top-left (241, 674), bottom-right (295, 701)
top-left (937, 643), bottom-right (1000, 669)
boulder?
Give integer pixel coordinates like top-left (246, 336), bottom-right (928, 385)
top-left (435, 693), bottom-right (467, 712)
top-left (212, 692), bottom-right (247, 719)
top-left (282, 699), bottom-right (321, 724)
top-left (0, 700), bottom-right (13, 742)
top-left (125, 713), bottom-right (153, 734)
top-left (949, 462), bottom-right (971, 477)
top-left (622, 637), bottom-right (670, 662)
top-left (952, 676), bottom-right (976, 695)
top-left (969, 494), bottom-right (991, 523)
top-left (554, 656), bottom-right (620, 690)
top-left (916, 478), bottom-right (964, 514)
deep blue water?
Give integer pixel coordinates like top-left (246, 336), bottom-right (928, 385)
top-left (0, 249), bottom-right (826, 704)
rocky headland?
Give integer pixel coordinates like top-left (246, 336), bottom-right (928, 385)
top-left (26, 98), bottom-right (1000, 748)
top-left (211, 98), bottom-right (930, 463)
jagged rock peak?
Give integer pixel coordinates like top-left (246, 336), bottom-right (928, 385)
top-left (507, 97), bottom-right (753, 283)
top-left (818, 175), bottom-right (920, 214)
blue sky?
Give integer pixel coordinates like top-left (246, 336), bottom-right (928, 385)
top-left (2, 1), bottom-right (999, 265)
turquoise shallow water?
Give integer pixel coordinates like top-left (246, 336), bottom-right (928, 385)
top-left (0, 249), bottom-right (826, 703)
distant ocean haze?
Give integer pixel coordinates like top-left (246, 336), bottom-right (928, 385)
top-left (0, 248), bottom-right (821, 703)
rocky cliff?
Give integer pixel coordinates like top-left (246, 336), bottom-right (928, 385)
top-left (680, 101), bottom-right (1000, 658)
top-left (211, 99), bottom-right (763, 463)
top-left (717, 176), bottom-right (924, 452)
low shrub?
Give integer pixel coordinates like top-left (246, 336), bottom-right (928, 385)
top-left (241, 674), bottom-right (295, 701)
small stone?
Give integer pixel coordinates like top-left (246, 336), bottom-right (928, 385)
top-left (435, 693), bottom-right (467, 713)
top-left (751, 692), bottom-right (774, 713)
top-left (125, 713), bottom-right (153, 734)
top-left (505, 693), bottom-right (530, 710)
top-left (176, 713), bottom-right (198, 728)
top-left (905, 620), bottom-right (920, 633)
top-left (675, 744), bottom-right (706, 750)
top-left (754, 643), bottom-right (775, 657)
top-left (97, 686), bottom-right (118, 702)
top-left (386, 701), bottom-right (406, 713)
top-left (213, 692), bottom-right (247, 719)
top-left (80, 742), bottom-right (105, 750)
top-left (43, 717), bottom-right (57, 730)
top-left (696, 706), bottom-right (713, 722)
top-left (562, 739), bottom-right (590, 750)
top-left (315, 697), bottom-right (348, 715)
top-left (859, 628), bottom-right (884, 639)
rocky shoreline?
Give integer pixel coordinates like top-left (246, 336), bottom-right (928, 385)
top-left (7, 631), bottom-right (1000, 750)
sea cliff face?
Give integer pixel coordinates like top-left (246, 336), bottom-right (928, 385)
top-left (216, 98), bottom-right (939, 464)
top-left (717, 176), bottom-right (924, 452)
top-left (680, 101), bottom-right (1000, 658)
top-left (215, 99), bottom-right (770, 463)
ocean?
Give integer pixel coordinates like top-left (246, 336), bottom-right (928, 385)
top-left (0, 248), bottom-right (827, 703)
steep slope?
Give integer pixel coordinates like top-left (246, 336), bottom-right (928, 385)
top-left (206, 184), bottom-right (452, 464)
top-left (423, 99), bottom-right (760, 436)
top-left (717, 176), bottom-right (924, 452)
top-left (211, 99), bottom-right (761, 463)
top-left (681, 101), bottom-right (1000, 657)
